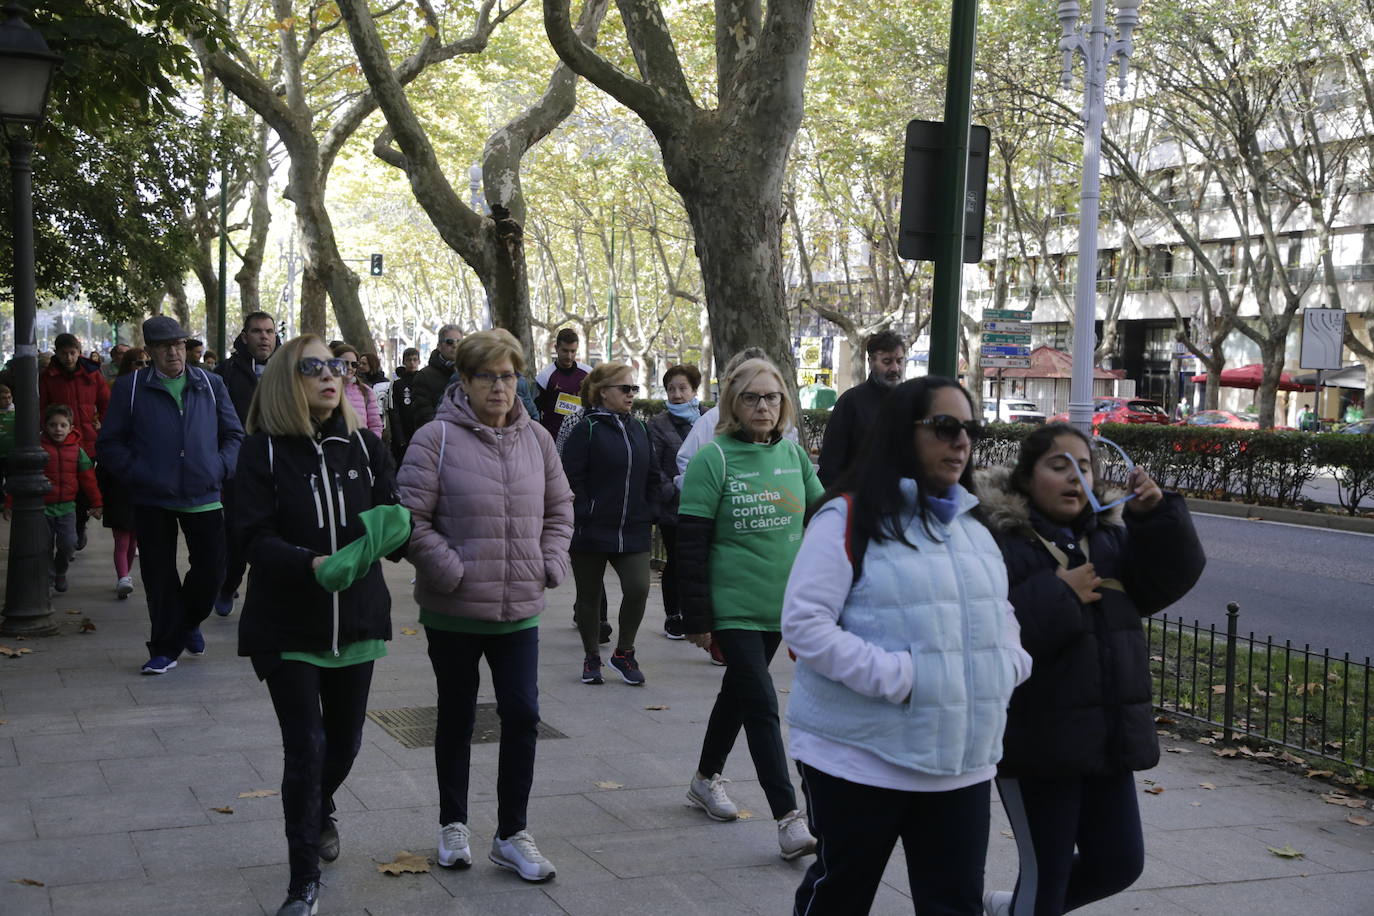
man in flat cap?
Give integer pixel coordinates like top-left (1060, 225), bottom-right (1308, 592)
top-left (98, 316), bottom-right (244, 675)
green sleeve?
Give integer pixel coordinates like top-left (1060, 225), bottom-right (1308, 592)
top-left (77, 449), bottom-right (94, 471)
top-left (679, 439), bottom-right (725, 520)
top-left (798, 442), bottom-right (824, 509)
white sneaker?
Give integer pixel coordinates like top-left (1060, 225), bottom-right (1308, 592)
top-left (777, 809), bottom-right (817, 861)
top-left (687, 772), bottom-right (739, 821)
top-left (116, 576), bottom-right (134, 599)
top-left (489, 830), bottom-right (555, 882)
top-left (437, 821), bottom-right (471, 868)
top-left (983, 890), bottom-right (1013, 916)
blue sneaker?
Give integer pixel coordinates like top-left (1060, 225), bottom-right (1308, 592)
top-left (607, 649), bottom-right (646, 685)
top-left (141, 655), bottom-right (178, 675)
top-left (184, 628), bottom-right (205, 656)
top-left (212, 593), bottom-right (234, 617)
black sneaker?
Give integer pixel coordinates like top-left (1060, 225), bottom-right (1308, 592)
top-left (53, 574), bottom-right (68, 593)
top-left (75, 530), bottom-right (87, 551)
top-left (319, 816), bottom-right (340, 863)
top-left (663, 615), bottom-right (686, 640)
top-left (275, 880), bottom-right (319, 916)
top-left (599, 621), bottom-right (613, 645)
top-left (581, 654), bottom-right (603, 685)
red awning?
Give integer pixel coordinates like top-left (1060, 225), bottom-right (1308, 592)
top-left (1191, 363), bottom-right (1313, 392)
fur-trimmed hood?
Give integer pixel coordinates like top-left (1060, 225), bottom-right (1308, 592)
top-left (974, 465), bottom-right (1124, 537)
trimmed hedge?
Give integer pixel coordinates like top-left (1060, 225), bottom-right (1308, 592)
top-left (631, 401), bottom-right (1374, 516)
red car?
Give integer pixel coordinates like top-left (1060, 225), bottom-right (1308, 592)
top-left (1175, 410), bottom-right (1258, 430)
top-left (1049, 397), bottom-right (1171, 429)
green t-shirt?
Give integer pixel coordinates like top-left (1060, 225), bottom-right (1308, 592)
top-left (282, 639), bottom-right (387, 668)
top-left (678, 434), bottom-right (823, 631)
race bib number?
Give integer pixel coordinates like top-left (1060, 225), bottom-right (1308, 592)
top-left (555, 392), bottom-right (582, 416)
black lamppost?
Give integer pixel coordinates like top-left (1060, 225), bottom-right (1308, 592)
top-left (1, 1), bottom-right (62, 636)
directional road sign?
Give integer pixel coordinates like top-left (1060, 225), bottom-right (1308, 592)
top-left (981, 321), bottom-right (1031, 334)
top-left (983, 357), bottom-right (1032, 369)
top-left (981, 308), bottom-right (1033, 321)
top-left (982, 333), bottom-right (1032, 344)
top-left (980, 344), bottom-right (1031, 357)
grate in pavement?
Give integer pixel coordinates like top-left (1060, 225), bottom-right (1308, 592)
top-left (367, 704), bottom-right (568, 749)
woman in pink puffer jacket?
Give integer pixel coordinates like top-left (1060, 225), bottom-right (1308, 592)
top-left (333, 343), bottom-right (384, 436)
top-left (397, 328), bottom-right (573, 883)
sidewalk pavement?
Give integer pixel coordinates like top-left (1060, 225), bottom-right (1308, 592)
top-left (2, 527), bottom-right (1371, 915)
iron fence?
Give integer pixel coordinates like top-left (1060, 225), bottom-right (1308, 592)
top-left (1147, 603), bottom-right (1372, 771)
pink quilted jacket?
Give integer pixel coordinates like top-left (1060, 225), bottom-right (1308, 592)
top-left (343, 378), bottom-right (384, 436)
top-left (397, 385), bottom-right (573, 623)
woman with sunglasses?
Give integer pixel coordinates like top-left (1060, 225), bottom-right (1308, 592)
top-left (781, 376), bottom-right (1031, 912)
top-left (560, 361), bottom-right (660, 686)
top-left (677, 357), bottom-right (824, 860)
top-left (97, 347), bottom-right (151, 599)
top-left (234, 336), bottom-right (401, 916)
top-left (333, 343), bottom-right (385, 437)
top-left (976, 423), bottom-right (1204, 916)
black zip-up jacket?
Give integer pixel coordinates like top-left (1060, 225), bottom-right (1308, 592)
top-left (217, 338), bottom-right (268, 422)
top-left (817, 376), bottom-right (891, 487)
top-left (410, 349), bottom-right (455, 430)
top-left (976, 466), bottom-right (1205, 777)
top-left (235, 413), bottom-right (399, 676)
top-left (560, 406), bottom-right (659, 553)
top-left (646, 407), bottom-right (701, 526)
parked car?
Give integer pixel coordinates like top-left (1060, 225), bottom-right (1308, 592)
top-left (1048, 397), bottom-right (1171, 429)
top-left (1338, 418), bottom-right (1374, 435)
top-left (983, 399), bottom-right (1046, 424)
top-left (1175, 410), bottom-right (1258, 430)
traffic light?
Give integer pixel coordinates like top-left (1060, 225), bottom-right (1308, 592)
top-left (370, 253), bottom-right (384, 276)
top-left (898, 119), bottom-right (991, 263)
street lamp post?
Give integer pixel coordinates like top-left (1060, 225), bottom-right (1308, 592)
top-left (1057, 0), bottom-right (1138, 434)
top-left (0, 1), bottom-right (62, 636)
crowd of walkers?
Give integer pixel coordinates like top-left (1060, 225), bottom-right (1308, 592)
top-left (1, 317), bottom-right (1207, 915)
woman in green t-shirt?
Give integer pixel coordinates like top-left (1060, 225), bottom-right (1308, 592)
top-left (677, 357), bottom-right (824, 861)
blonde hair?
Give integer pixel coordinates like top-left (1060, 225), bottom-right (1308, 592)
top-left (454, 328), bottom-right (525, 378)
top-left (247, 335), bottom-right (360, 437)
top-left (580, 361), bottom-right (633, 407)
top-left (715, 357), bottom-right (794, 438)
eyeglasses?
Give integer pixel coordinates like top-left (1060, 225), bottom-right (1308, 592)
top-left (440, 337), bottom-right (460, 346)
top-left (608, 384), bottom-right (640, 395)
top-left (1065, 436), bottom-right (1138, 513)
top-left (739, 391), bottom-right (783, 408)
top-left (916, 415), bottom-right (984, 442)
top-left (339, 359), bottom-right (358, 373)
top-left (470, 372), bottom-right (518, 388)
top-left (134, 359), bottom-right (150, 367)
top-left (297, 357), bottom-right (348, 378)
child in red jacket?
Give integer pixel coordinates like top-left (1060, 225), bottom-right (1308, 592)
top-left (4, 404), bottom-right (102, 592)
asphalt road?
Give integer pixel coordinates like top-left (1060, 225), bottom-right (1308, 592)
top-left (1164, 512), bottom-right (1374, 660)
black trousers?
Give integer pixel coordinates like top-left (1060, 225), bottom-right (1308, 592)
top-left (265, 659), bottom-right (375, 887)
top-left (697, 628), bottom-right (796, 819)
top-left (659, 524), bottom-right (681, 617)
top-left (134, 506), bottom-right (226, 659)
top-left (795, 764), bottom-right (991, 916)
top-left (995, 771), bottom-right (1144, 915)
top-left (218, 477), bottom-right (247, 600)
top-left (426, 625), bottom-right (540, 839)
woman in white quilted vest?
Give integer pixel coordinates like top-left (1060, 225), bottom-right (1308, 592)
top-left (781, 376), bottom-right (1032, 914)
top-left (397, 329), bottom-right (573, 884)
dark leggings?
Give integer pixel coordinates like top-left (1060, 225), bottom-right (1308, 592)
top-left (697, 629), bottom-right (796, 819)
top-left (794, 764), bottom-right (990, 916)
top-left (265, 660), bottom-right (375, 887)
top-left (570, 550), bottom-right (649, 655)
top-left (659, 524), bottom-right (680, 617)
top-left (996, 771), bottom-right (1144, 915)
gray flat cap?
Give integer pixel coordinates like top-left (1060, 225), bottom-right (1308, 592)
top-left (142, 315), bottom-right (190, 343)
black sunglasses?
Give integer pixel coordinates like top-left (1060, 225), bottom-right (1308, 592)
top-left (916, 415), bottom-right (984, 443)
top-left (608, 384), bottom-right (640, 395)
top-left (297, 357), bottom-right (348, 378)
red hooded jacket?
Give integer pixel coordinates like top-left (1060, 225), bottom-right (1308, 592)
top-left (4, 428), bottom-right (102, 510)
top-left (39, 358), bottom-right (110, 458)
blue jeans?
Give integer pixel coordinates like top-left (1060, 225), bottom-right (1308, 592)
top-left (425, 625), bottom-right (540, 839)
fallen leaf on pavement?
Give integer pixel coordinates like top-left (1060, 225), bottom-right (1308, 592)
top-left (1190, 802), bottom-right (1202, 807)
top-left (10, 878), bottom-right (44, 886)
top-left (1210, 684), bottom-right (1227, 694)
top-left (1279, 751), bottom-right (1305, 765)
top-left (1144, 786), bottom-right (1165, 795)
top-left (237, 789), bottom-right (278, 799)
top-left (644, 705), bottom-right (669, 711)
top-left (1321, 793), bottom-right (1367, 809)
top-left (65, 609), bottom-right (80, 614)
top-left (1347, 814), bottom-right (1372, 827)
top-left (79, 620), bottom-right (96, 632)
top-left (1306, 770), bottom-right (1335, 779)
top-left (1267, 844), bottom-right (1304, 859)
top-left (399, 628), bottom-right (417, 636)
top-left (1214, 747), bottom-right (1239, 758)
top-left (377, 851), bottom-right (430, 875)
top-left (1165, 747), bottom-right (1190, 754)
top-left (1000, 829), bottom-right (1014, 838)
top-left (211, 806), bottom-right (234, 814)
top-left (0, 646), bottom-right (33, 657)
top-left (736, 810), bottom-right (754, 819)
top-left (1196, 736), bottom-right (1216, 745)
top-left (593, 781), bottom-right (623, 790)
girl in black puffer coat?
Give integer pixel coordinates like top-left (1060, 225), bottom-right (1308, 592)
top-left (976, 423), bottom-right (1204, 916)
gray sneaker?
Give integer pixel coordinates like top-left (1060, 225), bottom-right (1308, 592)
top-left (437, 821), bottom-right (471, 868)
top-left (490, 830), bottom-right (555, 881)
top-left (687, 772), bottom-right (739, 821)
top-left (983, 890), bottom-right (1013, 916)
top-left (777, 809), bottom-right (817, 860)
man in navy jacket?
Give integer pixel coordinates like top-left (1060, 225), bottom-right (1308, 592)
top-left (98, 316), bottom-right (244, 675)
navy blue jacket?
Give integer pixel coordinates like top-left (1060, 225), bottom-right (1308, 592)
top-left (561, 407), bottom-right (659, 553)
top-left (97, 366), bottom-right (244, 508)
